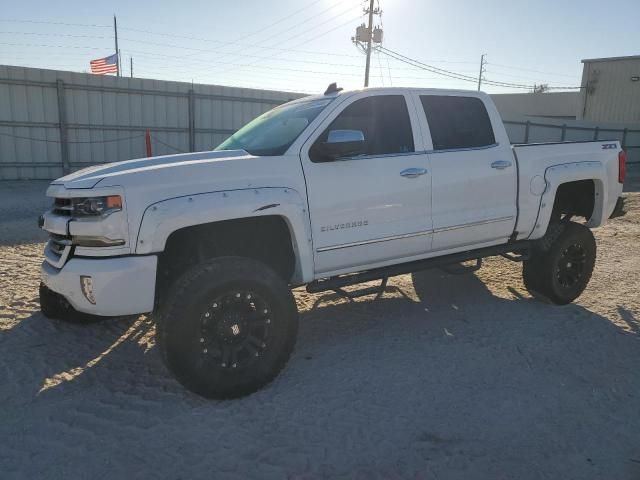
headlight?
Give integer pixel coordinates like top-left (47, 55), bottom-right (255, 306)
top-left (72, 195), bottom-right (122, 217)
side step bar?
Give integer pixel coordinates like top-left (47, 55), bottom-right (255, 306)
top-left (306, 241), bottom-right (531, 294)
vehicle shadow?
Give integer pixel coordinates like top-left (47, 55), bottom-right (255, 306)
top-left (3, 267), bottom-right (640, 478)
top-left (617, 305), bottom-right (639, 334)
top-left (3, 268), bottom-right (638, 403)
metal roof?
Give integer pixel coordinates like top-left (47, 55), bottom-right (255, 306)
top-left (582, 55), bottom-right (640, 64)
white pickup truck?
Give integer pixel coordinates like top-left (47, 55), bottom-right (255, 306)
top-left (39, 85), bottom-right (626, 398)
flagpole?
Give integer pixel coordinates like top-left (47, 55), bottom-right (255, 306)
top-left (113, 15), bottom-right (120, 77)
top-left (130, 57), bottom-right (133, 78)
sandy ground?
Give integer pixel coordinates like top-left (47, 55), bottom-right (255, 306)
top-left (1, 171), bottom-right (639, 479)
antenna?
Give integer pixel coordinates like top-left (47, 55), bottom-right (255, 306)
top-left (324, 82), bottom-right (343, 95)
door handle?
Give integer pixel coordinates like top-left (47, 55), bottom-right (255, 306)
top-left (400, 167), bottom-right (428, 178)
top-left (491, 160), bottom-right (512, 170)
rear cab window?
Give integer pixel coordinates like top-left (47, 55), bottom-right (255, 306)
top-left (419, 95), bottom-right (496, 151)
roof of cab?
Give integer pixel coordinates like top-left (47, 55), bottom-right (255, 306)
top-left (287, 86), bottom-right (488, 105)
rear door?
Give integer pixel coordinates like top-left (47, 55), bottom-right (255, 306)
top-left (299, 92), bottom-right (432, 275)
top-left (414, 93), bottom-right (517, 251)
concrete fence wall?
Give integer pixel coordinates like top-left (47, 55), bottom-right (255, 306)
top-left (0, 65), bottom-right (303, 180)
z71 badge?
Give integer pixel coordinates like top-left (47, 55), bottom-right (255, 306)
top-left (602, 143), bottom-right (617, 150)
top-left (321, 220), bottom-right (368, 232)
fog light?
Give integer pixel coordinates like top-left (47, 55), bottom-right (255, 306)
top-left (80, 275), bottom-right (96, 304)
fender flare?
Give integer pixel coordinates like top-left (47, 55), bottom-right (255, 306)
top-left (529, 161), bottom-right (607, 239)
top-left (134, 187), bottom-right (314, 284)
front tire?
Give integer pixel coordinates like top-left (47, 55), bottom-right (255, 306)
top-left (522, 222), bottom-right (596, 305)
top-left (156, 257), bottom-right (298, 399)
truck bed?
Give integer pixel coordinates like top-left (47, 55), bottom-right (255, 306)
top-left (512, 139), bottom-right (623, 240)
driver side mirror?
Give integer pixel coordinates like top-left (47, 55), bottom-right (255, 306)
top-left (319, 129), bottom-right (365, 161)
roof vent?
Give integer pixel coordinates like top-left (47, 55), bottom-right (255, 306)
top-left (324, 82), bottom-right (343, 95)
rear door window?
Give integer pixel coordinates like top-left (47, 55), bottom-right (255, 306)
top-left (419, 95), bottom-right (495, 151)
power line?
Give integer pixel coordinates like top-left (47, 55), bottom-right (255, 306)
top-left (0, 31), bottom-right (113, 40)
top-left (380, 46), bottom-right (530, 88)
top-left (219, 0), bottom-right (324, 43)
top-left (1, 42), bottom-right (478, 75)
top-left (0, 42), bottom-right (482, 89)
top-left (266, 5), bottom-right (363, 49)
top-left (0, 40), bottom-right (380, 81)
top-left (0, 19), bottom-right (110, 28)
top-left (258, 0), bottom-right (348, 45)
top-left (488, 62), bottom-right (580, 79)
top-left (180, 0), bottom-right (335, 67)
top-left (483, 68), bottom-right (581, 86)
top-left (168, 2), bottom-right (362, 83)
top-left (0, 40), bottom-right (356, 70)
top-left (378, 46), bottom-right (583, 91)
top-left (114, 30), bottom-right (363, 58)
top-left (0, 26), bottom-right (366, 59)
top-left (0, 42), bottom-right (118, 52)
top-left (199, 11), bottom-right (364, 79)
top-left (125, 49), bottom-right (376, 78)
top-left (1, 27), bottom-right (478, 75)
top-left (116, 36), bottom-right (363, 68)
top-left (1, 43), bottom-right (474, 84)
top-left (377, 46), bottom-right (522, 87)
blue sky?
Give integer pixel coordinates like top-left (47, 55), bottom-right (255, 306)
top-left (1, 0), bottom-right (639, 94)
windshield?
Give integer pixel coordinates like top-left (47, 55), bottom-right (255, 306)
top-left (215, 98), bottom-right (333, 156)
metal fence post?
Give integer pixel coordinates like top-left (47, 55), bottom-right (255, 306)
top-left (524, 121), bottom-right (530, 143)
top-left (188, 89), bottom-right (195, 152)
top-left (145, 129), bottom-right (152, 157)
top-left (593, 126), bottom-right (599, 141)
top-left (622, 128), bottom-right (628, 149)
top-left (561, 124), bottom-right (567, 142)
top-left (55, 79), bottom-right (70, 174)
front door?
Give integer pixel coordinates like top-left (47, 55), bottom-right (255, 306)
top-left (300, 92), bottom-right (432, 275)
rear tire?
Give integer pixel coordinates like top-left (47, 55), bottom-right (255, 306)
top-left (522, 222), bottom-right (596, 305)
top-left (156, 256), bottom-right (298, 399)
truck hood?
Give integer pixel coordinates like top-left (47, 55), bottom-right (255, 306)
top-left (51, 150), bottom-right (252, 189)
top-left (48, 149), bottom-right (308, 251)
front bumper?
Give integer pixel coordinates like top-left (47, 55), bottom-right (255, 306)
top-left (41, 255), bottom-right (157, 316)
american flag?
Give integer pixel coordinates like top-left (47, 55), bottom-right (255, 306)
top-left (90, 53), bottom-right (118, 75)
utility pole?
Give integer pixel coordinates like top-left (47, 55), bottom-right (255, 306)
top-left (113, 15), bottom-right (120, 77)
top-left (363, 0), bottom-right (375, 87)
top-left (477, 53), bottom-right (486, 91)
top-left (354, 1), bottom-right (382, 87)
top-left (130, 57), bottom-right (133, 78)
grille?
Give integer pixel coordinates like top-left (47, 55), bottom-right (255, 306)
top-left (52, 198), bottom-right (73, 216)
top-left (49, 233), bottom-right (72, 256)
